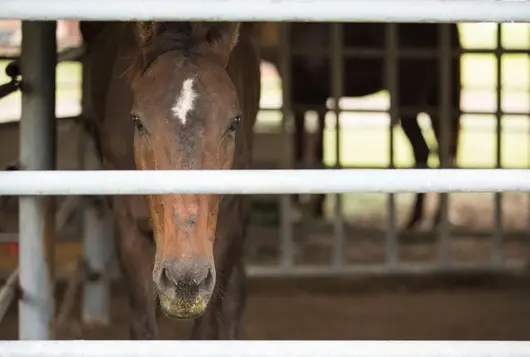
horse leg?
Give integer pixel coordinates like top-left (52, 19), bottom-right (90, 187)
top-left (308, 108), bottom-right (327, 218)
top-left (112, 198), bottom-right (159, 340)
top-left (430, 56), bottom-right (462, 229)
top-left (291, 110), bottom-right (306, 210)
top-left (430, 112), bottom-right (450, 228)
top-left (400, 115), bottom-right (430, 230)
top-left (429, 109), bottom-right (461, 228)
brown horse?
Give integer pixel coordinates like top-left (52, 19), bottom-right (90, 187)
top-left (80, 21), bottom-right (261, 339)
top-left (257, 22), bottom-right (462, 230)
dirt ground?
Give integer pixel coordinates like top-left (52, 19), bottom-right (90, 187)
top-left (2, 276), bottom-right (530, 340)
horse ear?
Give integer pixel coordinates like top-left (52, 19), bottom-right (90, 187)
top-left (202, 22), bottom-right (240, 67)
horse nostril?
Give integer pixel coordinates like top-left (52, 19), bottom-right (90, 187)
top-left (199, 268), bottom-right (214, 293)
top-left (156, 260), bottom-right (215, 299)
top-left (164, 267), bottom-right (173, 284)
top-left (156, 267), bottom-right (176, 290)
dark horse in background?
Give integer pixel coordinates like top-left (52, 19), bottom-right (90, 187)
top-left (80, 21), bottom-right (261, 339)
top-left (257, 22), bottom-right (462, 230)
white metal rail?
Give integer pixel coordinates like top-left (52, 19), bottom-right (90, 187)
top-left (0, 0), bottom-right (530, 22)
top-left (2, 0), bottom-right (529, 342)
top-left (0, 341), bottom-right (529, 357)
top-left (1, 169), bottom-right (530, 195)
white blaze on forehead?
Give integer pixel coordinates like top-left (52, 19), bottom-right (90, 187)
top-left (171, 78), bottom-right (198, 125)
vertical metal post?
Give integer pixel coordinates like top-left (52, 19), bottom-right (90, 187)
top-left (81, 58), bottom-right (112, 325)
top-left (279, 23), bottom-right (294, 268)
top-left (331, 23), bottom-right (344, 267)
top-left (492, 24), bottom-right (503, 266)
top-left (19, 21), bottom-right (57, 340)
top-left (385, 23), bottom-right (398, 268)
top-left (526, 30), bottom-right (530, 253)
top-left (438, 24), bottom-right (452, 267)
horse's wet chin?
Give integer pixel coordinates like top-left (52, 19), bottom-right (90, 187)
top-left (158, 294), bottom-right (209, 320)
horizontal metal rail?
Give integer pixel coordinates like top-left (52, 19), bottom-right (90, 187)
top-left (246, 260), bottom-right (527, 278)
top-left (2, 226), bottom-right (529, 243)
top-left (256, 163), bottom-right (530, 170)
top-left (0, 260), bottom-right (525, 282)
top-left (290, 47), bottom-right (530, 58)
top-left (4, 45), bottom-right (85, 75)
top-left (0, 340), bottom-right (528, 357)
top-left (0, 45), bottom-right (85, 102)
top-left (0, 231), bottom-right (78, 243)
top-left (1, 169), bottom-right (530, 195)
top-left (1, 226), bottom-right (529, 243)
top-left (0, 115), bottom-right (83, 128)
top-left (259, 106), bottom-right (530, 119)
top-left (1, 0), bottom-right (530, 22)
top-left (1, 45), bottom-right (527, 64)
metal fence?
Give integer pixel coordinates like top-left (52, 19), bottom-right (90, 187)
top-left (0, 341), bottom-right (530, 357)
top-left (0, 0), bottom-right (530, 343)
top-left (1, 0), bottom-right (530, 22)
top-left (254, 20), bottom-right (530, 278)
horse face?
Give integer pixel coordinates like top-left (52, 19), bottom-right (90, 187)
top-left (130, 52), bottom-right (241, 319)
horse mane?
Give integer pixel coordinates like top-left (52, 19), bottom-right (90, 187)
top-left (129, 21), bottom-right (240, 88)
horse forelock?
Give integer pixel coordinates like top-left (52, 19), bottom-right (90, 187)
top-left (128, 22), bottom-right (240, 88)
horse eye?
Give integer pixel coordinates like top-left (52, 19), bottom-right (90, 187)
top-left (228, 115), bottom-right (241, 132)
top-left (131, 114), bottom-right (144, 131)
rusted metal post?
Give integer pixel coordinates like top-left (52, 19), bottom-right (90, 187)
top-left (18, 21), bottom-right (57, 340)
